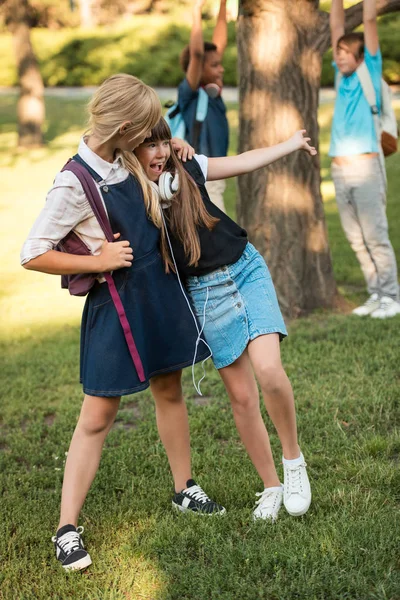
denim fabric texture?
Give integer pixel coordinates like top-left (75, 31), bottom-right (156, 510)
top-left (78, 157), bottom-right (209, 397)
top-left (186, 243), bottom-right (287, 370)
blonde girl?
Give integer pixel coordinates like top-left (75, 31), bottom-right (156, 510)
top-left (21, 75), bottom-right (225, 572)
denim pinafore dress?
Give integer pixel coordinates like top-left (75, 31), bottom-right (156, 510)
top-left (76, 155), bottom-right (209, 397)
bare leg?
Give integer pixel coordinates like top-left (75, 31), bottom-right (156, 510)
top-left (247, 334), bottom-right (299, 460)
top-left (150, 370), bottom-right (191, 492)
top-left (219, 351), bottom-right (281, 488)
top-left (58, 394), bottom-right (121, 529)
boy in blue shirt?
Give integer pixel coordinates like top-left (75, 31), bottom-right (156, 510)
top-left (178, 0), bottom-right (229, 212)
top-left (330, 0), bottom-right (399, 319)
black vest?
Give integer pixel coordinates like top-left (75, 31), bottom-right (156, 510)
top-left (166, 157), bottom-right (248, 278)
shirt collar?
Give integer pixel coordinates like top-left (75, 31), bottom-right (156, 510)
top-left (78, 137), bottom-right (125, 181)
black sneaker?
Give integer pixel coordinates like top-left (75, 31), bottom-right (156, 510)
top-left (51, 524), bottom-right (92, 571)
top-left (172, 479), bottom-right (226, 515)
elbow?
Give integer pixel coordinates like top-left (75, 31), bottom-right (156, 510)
top-left (22, 255), bottom-right (43, 271)
top-left (193, 50), bottom-right (205, 62)
top-left (22, 259), bottom-right (34, 271)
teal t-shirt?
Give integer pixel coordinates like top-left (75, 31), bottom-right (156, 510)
top-left (329, 47), bottom-right (382, 157)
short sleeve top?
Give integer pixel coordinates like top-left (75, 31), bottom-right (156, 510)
top-left (329, 47), bottom-right (382, 157)
top-left (177, 78), bottom-right (229, 157)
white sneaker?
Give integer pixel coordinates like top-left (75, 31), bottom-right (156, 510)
top-left (352, 293), bottom-right (380, 316)
top-left (253, 485), bottom-right (283, 522)
top-left (283, 453), bottom-right (311, 517)
top-left (370, 296), bottom-right (400, 319)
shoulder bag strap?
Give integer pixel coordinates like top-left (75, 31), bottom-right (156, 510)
top-left (62, 160), bottom-right (146, 383)
top-left (356, 62), bottom-right (387, 187)
top-left (191, 88), bottom-right (209, 152)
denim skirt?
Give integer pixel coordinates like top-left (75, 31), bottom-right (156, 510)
top-left (80, 249), bottom-right (209, 397)
top-left (185, 243), bottom-right (287, 369)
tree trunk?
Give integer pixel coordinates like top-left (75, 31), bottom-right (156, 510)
top-left (80, 0), bottom-right (96, 28)
top-left (8, 0), bottom-right (44, 148)
top-left (237, 0), bottom-right (335, 318)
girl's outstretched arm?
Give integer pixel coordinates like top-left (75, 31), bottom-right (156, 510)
top-left (206, 130), bottom-right (317, 181)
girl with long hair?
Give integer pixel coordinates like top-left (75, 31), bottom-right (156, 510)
top-left (21, 75), bottom-right (225, 572)
top-left (134, 117), bottom-right (316, 523)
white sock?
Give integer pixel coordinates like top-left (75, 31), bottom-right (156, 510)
top-left (262, 484), bottom-right (283, 492)
top-left (282, 452), bottom-right (304, 467)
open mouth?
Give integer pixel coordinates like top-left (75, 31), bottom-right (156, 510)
top-left (149, 162), bottom-right (165, 175)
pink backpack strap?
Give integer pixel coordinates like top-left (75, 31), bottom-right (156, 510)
top-left (62, 160), bottom-right (146, 383)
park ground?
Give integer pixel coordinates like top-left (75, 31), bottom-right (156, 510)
top-left (0, 95), bottom-right (399, 599)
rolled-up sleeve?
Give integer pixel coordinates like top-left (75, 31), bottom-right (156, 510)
top-left (20, 171), bottom-right (88, 265)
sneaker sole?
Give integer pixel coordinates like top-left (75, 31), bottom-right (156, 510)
top-left (284, 499), bottom-right (311, 517)
top-left (253, 513), bottom-right (279, 522)
top-left (62, 554), bottom-right (92, 571)
top-left (172, 501), bottom-right (226, 516)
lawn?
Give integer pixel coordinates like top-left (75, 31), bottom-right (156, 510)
top-left (0, 94), bottom-right (399, 600)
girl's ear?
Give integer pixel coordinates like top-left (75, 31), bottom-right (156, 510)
top-left (119, 121), bottom-right (133, 135)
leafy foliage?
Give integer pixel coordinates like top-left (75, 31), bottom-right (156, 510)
top-left (0, 13), bottom-right (399, 87)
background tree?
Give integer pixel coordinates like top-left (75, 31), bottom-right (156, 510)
top-left (237, 0), bottom-right (400, 318)
top-left (4, 0), bottom-right (45, 147)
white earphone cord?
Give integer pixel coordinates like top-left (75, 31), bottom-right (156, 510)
top-left (160, 210), bottom-right (212, 396)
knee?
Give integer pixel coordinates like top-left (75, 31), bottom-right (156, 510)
top-left (79, 412), bottom-right (114, 436)
top-left (230, 389), bottom-right (260, 416)
top-left (151, 371), bottom-right (183, 403)
top-left (257, 364), bottom-right (287, 395)
top-left (77, 395), bottom-right (119, 436)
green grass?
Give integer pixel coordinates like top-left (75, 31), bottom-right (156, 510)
top-left (1, 95), bottom-right (400, 599)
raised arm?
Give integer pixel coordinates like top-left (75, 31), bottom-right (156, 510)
top-left (206, 131), bottom-right (316, 182)
top-left (186, 0), bottom-right (206, 91)
top-left (330, 0), bottom-right (345, 63)
top-left (363, 0), bottom-right (379, 55)
top-left (212, 0), bottom-right (228, 57)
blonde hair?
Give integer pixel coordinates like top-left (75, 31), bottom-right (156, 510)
top-left (87, 74), bottom-right (162, 222)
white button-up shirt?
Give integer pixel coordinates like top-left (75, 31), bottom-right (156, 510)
top-left (20, 141), bottom-right (209, 268)
top-left (20, 138), bottom-right (130, 265)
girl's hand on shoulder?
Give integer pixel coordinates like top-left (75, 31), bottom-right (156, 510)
top-left (290, 130), bottom-right (317, 156)
top-left (97, 233), bottom-right (133, 272)
top-left (171, 138), bottom-right (195, 162)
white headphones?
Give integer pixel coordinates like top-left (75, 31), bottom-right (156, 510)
top-left (151, 171), bottom-right (180, 208)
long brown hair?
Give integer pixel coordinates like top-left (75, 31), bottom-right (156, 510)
top-left (137, 118), bottom-right (219, 272)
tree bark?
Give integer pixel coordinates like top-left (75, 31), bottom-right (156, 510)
top-left (237, 0), bottom-right (400, 318)
top-left (7, 0), bottom-right (45, 148)
top-left (80, 0), bottom-right (97, 28)
top-left (237, 0), bottom-right (335, 318)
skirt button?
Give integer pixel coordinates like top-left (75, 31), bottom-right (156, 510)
top-left (102, 185), bottom-right (109, 193)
